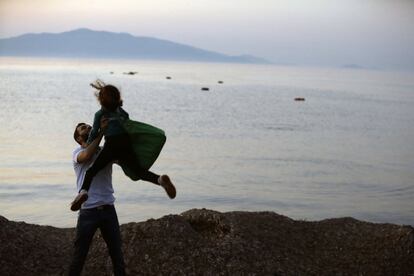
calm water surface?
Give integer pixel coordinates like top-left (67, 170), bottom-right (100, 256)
top-left (0, 57), bottom-right (413, 227)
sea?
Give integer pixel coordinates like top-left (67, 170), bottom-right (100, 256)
top-left (0, 57), bottom-right (413, 228)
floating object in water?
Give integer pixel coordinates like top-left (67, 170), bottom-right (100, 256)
top-left (294, 97), bottom-right (305, 101)
top-left (201, 87), bottom-right (210, 91)
top-left (166, 76), bottom-right (172, 79)
top-left (110, 72), bottom-right (114, 74)
top-left (218, 81), bottom-right (223, 84)
top-left (124, 71), bottom-right (138, 75)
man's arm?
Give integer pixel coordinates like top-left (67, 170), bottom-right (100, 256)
top-left (77, 117), bottom-right (108, 163)
top-left (76, 131), bottom-right (104, 163)
top-left (86, 111), bottom-right (102, 145)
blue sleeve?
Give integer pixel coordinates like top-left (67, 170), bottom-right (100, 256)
top-left (86, 111), bottom-right (102, 144)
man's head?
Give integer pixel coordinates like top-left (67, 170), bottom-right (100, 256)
top-left (73, 123), bottom-right (92, 145)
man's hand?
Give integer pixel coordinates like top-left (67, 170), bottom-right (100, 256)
top-left (77, 119), bottom-right (107, 163)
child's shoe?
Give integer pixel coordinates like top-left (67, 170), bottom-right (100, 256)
top-left (70, 189), bottom-right (88, 211)
top-left (158, 175), bottom-right (176, 199)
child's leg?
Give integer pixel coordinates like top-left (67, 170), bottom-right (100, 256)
top-left (71, 137), bottom-right (122, 211)
top-left (119, 138), bottom-right (176, 199)
top-left (120, 148), bottom-right (160, 184)
top-left (81, 140), bottom-right (118, 192)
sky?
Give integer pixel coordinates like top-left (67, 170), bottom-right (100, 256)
top-left (1, 0), bottom-right (414, 70)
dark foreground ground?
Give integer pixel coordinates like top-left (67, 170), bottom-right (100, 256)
top-left (0, 208), bottom-right (413, 275)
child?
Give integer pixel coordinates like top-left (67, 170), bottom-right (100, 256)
top-left (70, 80), bottom-right (176, 211)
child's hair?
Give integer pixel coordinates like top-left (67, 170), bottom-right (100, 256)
top-left (90, 79), bottom-right (123, 111)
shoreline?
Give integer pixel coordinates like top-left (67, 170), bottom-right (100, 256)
top-left (1, 208), bottom-right (413, 275)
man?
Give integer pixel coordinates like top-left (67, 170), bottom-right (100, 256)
top-left (68, 118), bottom-right (125, 276)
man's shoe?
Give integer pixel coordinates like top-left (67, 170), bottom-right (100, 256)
top-left (70, 190), bottom-right (88, 211)
top-left (159, 175), bottom-right (176, 199)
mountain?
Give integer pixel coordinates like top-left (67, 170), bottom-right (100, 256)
top-left (341, 64), bottom-right (365, 69)
top-left (0, 28), bottom-right (270, 63)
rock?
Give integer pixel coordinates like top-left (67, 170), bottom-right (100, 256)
top-left (218, 81), bottom-right (223, 84)
top-left (0, 210), bottom-right (413, 275)
top-left (166, 76), bottom-right (171, 79)
top-left (201, 87), bottom-right (210, 91)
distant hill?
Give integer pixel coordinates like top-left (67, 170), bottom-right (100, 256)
top-left (0, 28), bottom-right (270, 64)
top-left (341, 64), bottom-right (365, 69)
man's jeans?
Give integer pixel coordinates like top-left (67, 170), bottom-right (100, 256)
top-left (68, 205), bottom-right (125, 276)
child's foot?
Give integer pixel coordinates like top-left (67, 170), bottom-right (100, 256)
top-left (70, 189), bottom-right (88, 211)
top-left (158, 175), bottom-right (176, 199)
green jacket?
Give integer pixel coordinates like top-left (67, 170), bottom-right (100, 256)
top-left (87, 107), bottom-right (129, 144)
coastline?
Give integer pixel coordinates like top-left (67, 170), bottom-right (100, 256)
top-left (0, 208), bottom-right (413, 275)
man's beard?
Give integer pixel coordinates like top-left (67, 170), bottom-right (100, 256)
top-left (80, 133), bottom-right (89, 143)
